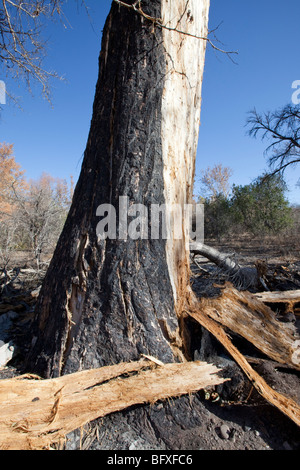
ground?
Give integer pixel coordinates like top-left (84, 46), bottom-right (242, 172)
top-left (0, 238), bottom-right (300, 451)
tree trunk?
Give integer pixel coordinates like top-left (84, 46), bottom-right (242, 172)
top-left (25, 0), bottom-right (211, 449)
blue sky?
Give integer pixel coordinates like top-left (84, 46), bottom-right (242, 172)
top-left (1, 0), bottom-right (300, 204)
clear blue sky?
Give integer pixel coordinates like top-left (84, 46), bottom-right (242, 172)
top-left (1, 0), bottom-right (300, 204)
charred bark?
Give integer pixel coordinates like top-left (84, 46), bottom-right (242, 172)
top-left (24, 0), bottom-right (211, 449)
top-left (27, 1), bottom-right (173, 377)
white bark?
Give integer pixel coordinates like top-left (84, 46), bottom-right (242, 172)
top-left (161, 0), bottom-right (210, 306)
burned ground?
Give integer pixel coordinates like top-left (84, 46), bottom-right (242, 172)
top-left (0, 240), bottom-right (300, 450)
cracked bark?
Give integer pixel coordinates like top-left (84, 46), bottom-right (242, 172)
top-left (25, 0), bottom-right (210, 449)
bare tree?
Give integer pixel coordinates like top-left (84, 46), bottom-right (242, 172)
top-left (0, 0), bottom-right (65, 100)
top-left (0, 212), bottom-right (18, 271)
top-left (199, 163), bottom-right (233, 201)
top-left (246, 104), bottom-right (300, 177)
top-left (12, 173), bottom-right (71, 269)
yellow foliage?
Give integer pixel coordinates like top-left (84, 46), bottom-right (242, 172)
top-left (0, 143), bottom-right (26, 218)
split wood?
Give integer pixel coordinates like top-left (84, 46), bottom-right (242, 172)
top-left (186, 283), bottom-right (300, 428)
top-left (0, 359), bottom-right (227, 450)
top-left (254, 290), bottom-right (300, 315)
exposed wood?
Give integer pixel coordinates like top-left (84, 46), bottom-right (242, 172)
top-left (0, 359), bottom-right (227, 450)
top-left (161, 1), bottom-right (209, 309)
top-left (195, 283), bottom-right (300, 371)
top-left (186, 289), bottom-right (300, 428)
top-left (254, 290), bottom-right (300, 315)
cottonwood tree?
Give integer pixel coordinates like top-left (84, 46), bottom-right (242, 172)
top-left (0, 143), bottom-right (26, 268)
top-left (25, 0), bottom-right (214, 449)
top-left (0, 143), bottom-right (26, 215)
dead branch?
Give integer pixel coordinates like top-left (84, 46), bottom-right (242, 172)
top-left (190, 242), bottom-right (265, 290)
top-left (0, 358), bottom-right (227, 450)
top-left (186, 289), bottom-right (300, 428)
top-left (254, 290), bottom-right (300, 315)
top-left (194, 283), bottom-right (300, 371)
top-left (113, 0), bottom-right (237, 61)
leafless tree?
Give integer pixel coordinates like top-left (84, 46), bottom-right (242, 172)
top-left (199, 163), bottom-right (233, 201)
top-left (0, 0), bottom-right (66, 100)
top-left (246, 104), bottom-right (300, 177)
top-left (0, 211), bottom-right (18, 271)
top-left (11, 174), bottom-right (71, 269)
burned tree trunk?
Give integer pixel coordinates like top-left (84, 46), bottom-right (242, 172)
top-left (25, 0), bottom-right (210, 449)
top-left (26, 0), bottom-right (210, 378)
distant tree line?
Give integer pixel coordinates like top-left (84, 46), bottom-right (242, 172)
top-left (198, 164), bottom-right (294, 242)
top-left (199, 99), bottom-right (300, 243)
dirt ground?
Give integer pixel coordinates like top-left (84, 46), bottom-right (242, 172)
top-left (0, 239), bottom-right (300, 451)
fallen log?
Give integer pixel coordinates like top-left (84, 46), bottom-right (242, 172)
top-left (194, 283), bottom-right (300, 371)
top-left (0, 358), bottom-right (227, 450)
top-left (186, 288), bottom-right (300, 428)
top-left (190, 243), bottom-right (267, 290)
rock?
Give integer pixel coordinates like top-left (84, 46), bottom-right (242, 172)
top-left (129, 438), bottom-right (148, 450)
top-left (0, 341), bottom-right (16, 368)
top-left (219, 424), bottom-right (231, 440)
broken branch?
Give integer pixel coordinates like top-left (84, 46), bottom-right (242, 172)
top-left (190, 242), bottom-right (263, 289)
top-left (0, 358), bottom-right (227, 450)
top-left (195, 283), bottom-right (300, 371)
top-left (186, 291), bottom-right (300, 428)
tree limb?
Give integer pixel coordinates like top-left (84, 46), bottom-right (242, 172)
top-left (190, 242), bottom-right (264, 290)
top-left (113, 0), bottom-right (238, 61)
